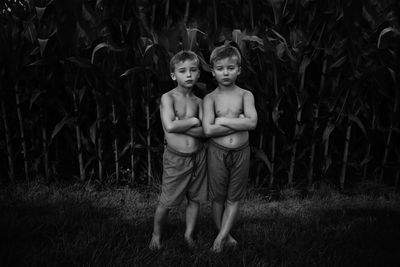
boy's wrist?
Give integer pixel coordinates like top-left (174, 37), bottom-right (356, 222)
top-left (192, 117), bottom-right (201, 127)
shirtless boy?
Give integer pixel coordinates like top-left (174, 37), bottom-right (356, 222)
top-left (203, 45), bottom-right (257, 253)
top-left (149, 51), bottom-right (207, 250)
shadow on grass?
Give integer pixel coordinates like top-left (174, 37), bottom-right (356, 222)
top-left (1, 199), bottom-right (399, 267)
top-left (233, 207), bottom-right (400, 267)
top-left (0, 199), bottom-right (152, 266)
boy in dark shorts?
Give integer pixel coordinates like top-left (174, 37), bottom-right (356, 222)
top-left (149, 51), bottom-right (207, 250)
top-left (203, 45), bottom-right (257, 253)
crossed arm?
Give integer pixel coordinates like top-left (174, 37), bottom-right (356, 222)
top-left (202, 91), bottom-right (257, 137)
top-left (160, 94), bottom-right (205, 138)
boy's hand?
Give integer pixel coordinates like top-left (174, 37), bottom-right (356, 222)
top-left (192, 117), bottom-right (201, 127)
top-left (239, 114), bottom-right (245, 118)
top-left (214, 117), bottom-right (224, 125)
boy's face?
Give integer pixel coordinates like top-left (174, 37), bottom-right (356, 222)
top-left (171, 59), bottom-right (200, 89)
top-left (212, 56), bottom-right (241, 87)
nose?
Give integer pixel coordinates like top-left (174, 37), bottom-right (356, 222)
top-left (187, 71), bottom-right (192, 77)
top-left (223, 68), bottom-right (228, 75)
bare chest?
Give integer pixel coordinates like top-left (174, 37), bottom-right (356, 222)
top-left (214, 94), bottom-right (243, 118)
top-left (173, 97), bottom-right (199, 119)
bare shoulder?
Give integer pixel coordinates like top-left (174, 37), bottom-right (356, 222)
top-left (236, 86), bottom-right (254, 97)
top-left (204, 89), bottom-right (218, 101)
top-left (161, 89), bottom-right (176, 101)
top-left (161, 91), bottom-right (176, 109)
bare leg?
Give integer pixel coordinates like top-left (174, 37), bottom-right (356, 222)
top-left (212, 201), bottom-right (224, 230)
top-left (184, 200), bottom-right (200, 247)
top-left (211, 200), bottom-right (239, 253)
top-left (211, 201), bottom-right (238, 251)
top-left (149, 205), bottom-right (169, 250)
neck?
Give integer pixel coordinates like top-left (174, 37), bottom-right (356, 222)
top-left (176, 85), bottom-right (193, 96)
top-left (218, 84), bottom-right (236, 91)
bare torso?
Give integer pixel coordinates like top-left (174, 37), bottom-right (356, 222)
top-left (212, 89), bottom-right (249, 148)
top-left (163, 91), bottom-right (202, 153)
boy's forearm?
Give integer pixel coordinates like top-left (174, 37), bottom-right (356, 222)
top-left (165, 118), bottom-right (199, 133)
top-left (204, 124), bottom-right (236, 137)
top-left (217, 117), bottom-right (257, 131)
top-left (184, 126), bottom-right (206, 138)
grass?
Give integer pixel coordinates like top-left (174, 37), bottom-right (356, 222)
top-left (0, 182), bottom-right (400, 267)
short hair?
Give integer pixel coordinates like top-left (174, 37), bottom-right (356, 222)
top-left (209, 45), bottom-right (242, 67)
top-left (170, 50), bottom-right (200, 72)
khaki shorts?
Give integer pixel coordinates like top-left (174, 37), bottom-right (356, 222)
top-left (207, 140), bottom-right (250, 202)
top-left (159, 145), bottom-right (208, 209)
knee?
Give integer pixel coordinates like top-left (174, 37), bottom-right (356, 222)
top-left (187, 200), bottom-right (200, 207)
top-left (226, 200), bottom-right (239, 207)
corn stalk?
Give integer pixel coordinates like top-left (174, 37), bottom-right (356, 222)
top-left (288, 57), bottom-right (309, 185)
top-left (1, 98), bottom-right (14, 183)
top-left (95, 89), bottom-right (103, 182)
top-left (88, 74), bottom-right (104, 182)
top-left (112, 100), bottom-right (119, 183)
top-left (269, 135), bottom-right (276, 187)
top-left (72, 72), bottom-right (85, 182)
top-left (340, 117), bottom-right (352, 190)
top-left (14, 83), bottom-right (29, 182)
top-left (121, 69), bottom-right (138, 184)
top-left (307, 58), bottom-right (327, 186)
top-left (42, 114), bottom-right (49, 181)
top-left (145, 95), bottom-right (152, 185)
top-left (395, 153), bottom-right (400, 190)
top-left (183, 0), bottom-right (190, 25)
top-left (255, 133), bottom-right (264, 186)
top-left (362, 112), bottom-right (375, 180)
top-left (129, 89), bottom-right (136, 183)
top-left (379, 77), bottom-right (398, 183)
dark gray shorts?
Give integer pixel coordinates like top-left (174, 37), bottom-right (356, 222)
top-left (207, 140), bottom-right (250, 202)
top-left (159, 145), bottom-right (208, 209)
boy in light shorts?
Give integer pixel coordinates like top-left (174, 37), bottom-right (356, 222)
top-left (203, 45), bottom-right (258, 253)
top-left (149, 51), bottom-right (207, 250)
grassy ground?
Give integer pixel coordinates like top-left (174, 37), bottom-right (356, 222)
top-left (0, 182), bottom-right (399, 267)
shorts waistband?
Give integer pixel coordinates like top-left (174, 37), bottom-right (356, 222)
top-left (209, 139), bottom-right (249, 152)
top-left (165, 144), bottom-right (204, 157)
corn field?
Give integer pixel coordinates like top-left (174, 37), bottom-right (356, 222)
top-left (1, 0), bottom-right (399, 190)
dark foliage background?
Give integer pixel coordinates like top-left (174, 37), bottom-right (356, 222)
top-left (1, 0), bottom-right (399, 190)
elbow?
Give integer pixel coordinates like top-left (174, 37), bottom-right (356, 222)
top-left (164, 124), bottom-right (174, 133)
top-left (249, 118), bottom-right (258, 130)
top-left (203, 127), bottom-right (212, 137)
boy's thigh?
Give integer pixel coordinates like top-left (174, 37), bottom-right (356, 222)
top-left (227, 146), bottom-right (251, 201)
top-left (159, 150), bottom-right (192, 208)
top-left (188, 146), bottom-right (208, 203)
top-left (207, 144), bottom-right (229, 202)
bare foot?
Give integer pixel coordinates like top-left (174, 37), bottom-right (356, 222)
top-left (225, 235), bottom-right (238, 247)
top-left (210, 237), bottom-right (224, 253)
top-left (184, 236), bottom-right (196, 248)
top-left (149, 234), bottom-right (162, 251)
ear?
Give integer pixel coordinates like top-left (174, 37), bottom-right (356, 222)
top-left (211, 69), bottom-right (216, 77)
top-left (237, 66), bottom-right (242, 75)
top-left (170, 72), bottom-right (176, 81)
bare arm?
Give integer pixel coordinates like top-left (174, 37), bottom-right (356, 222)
top-left (215, 91), bottom-right (257, 131)
top-left (160, 93), bottom-right (200, 133)
top-left (202, 94), bottom-right (236, 137)
top-left (184, 99), bottom-right (206, 138)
